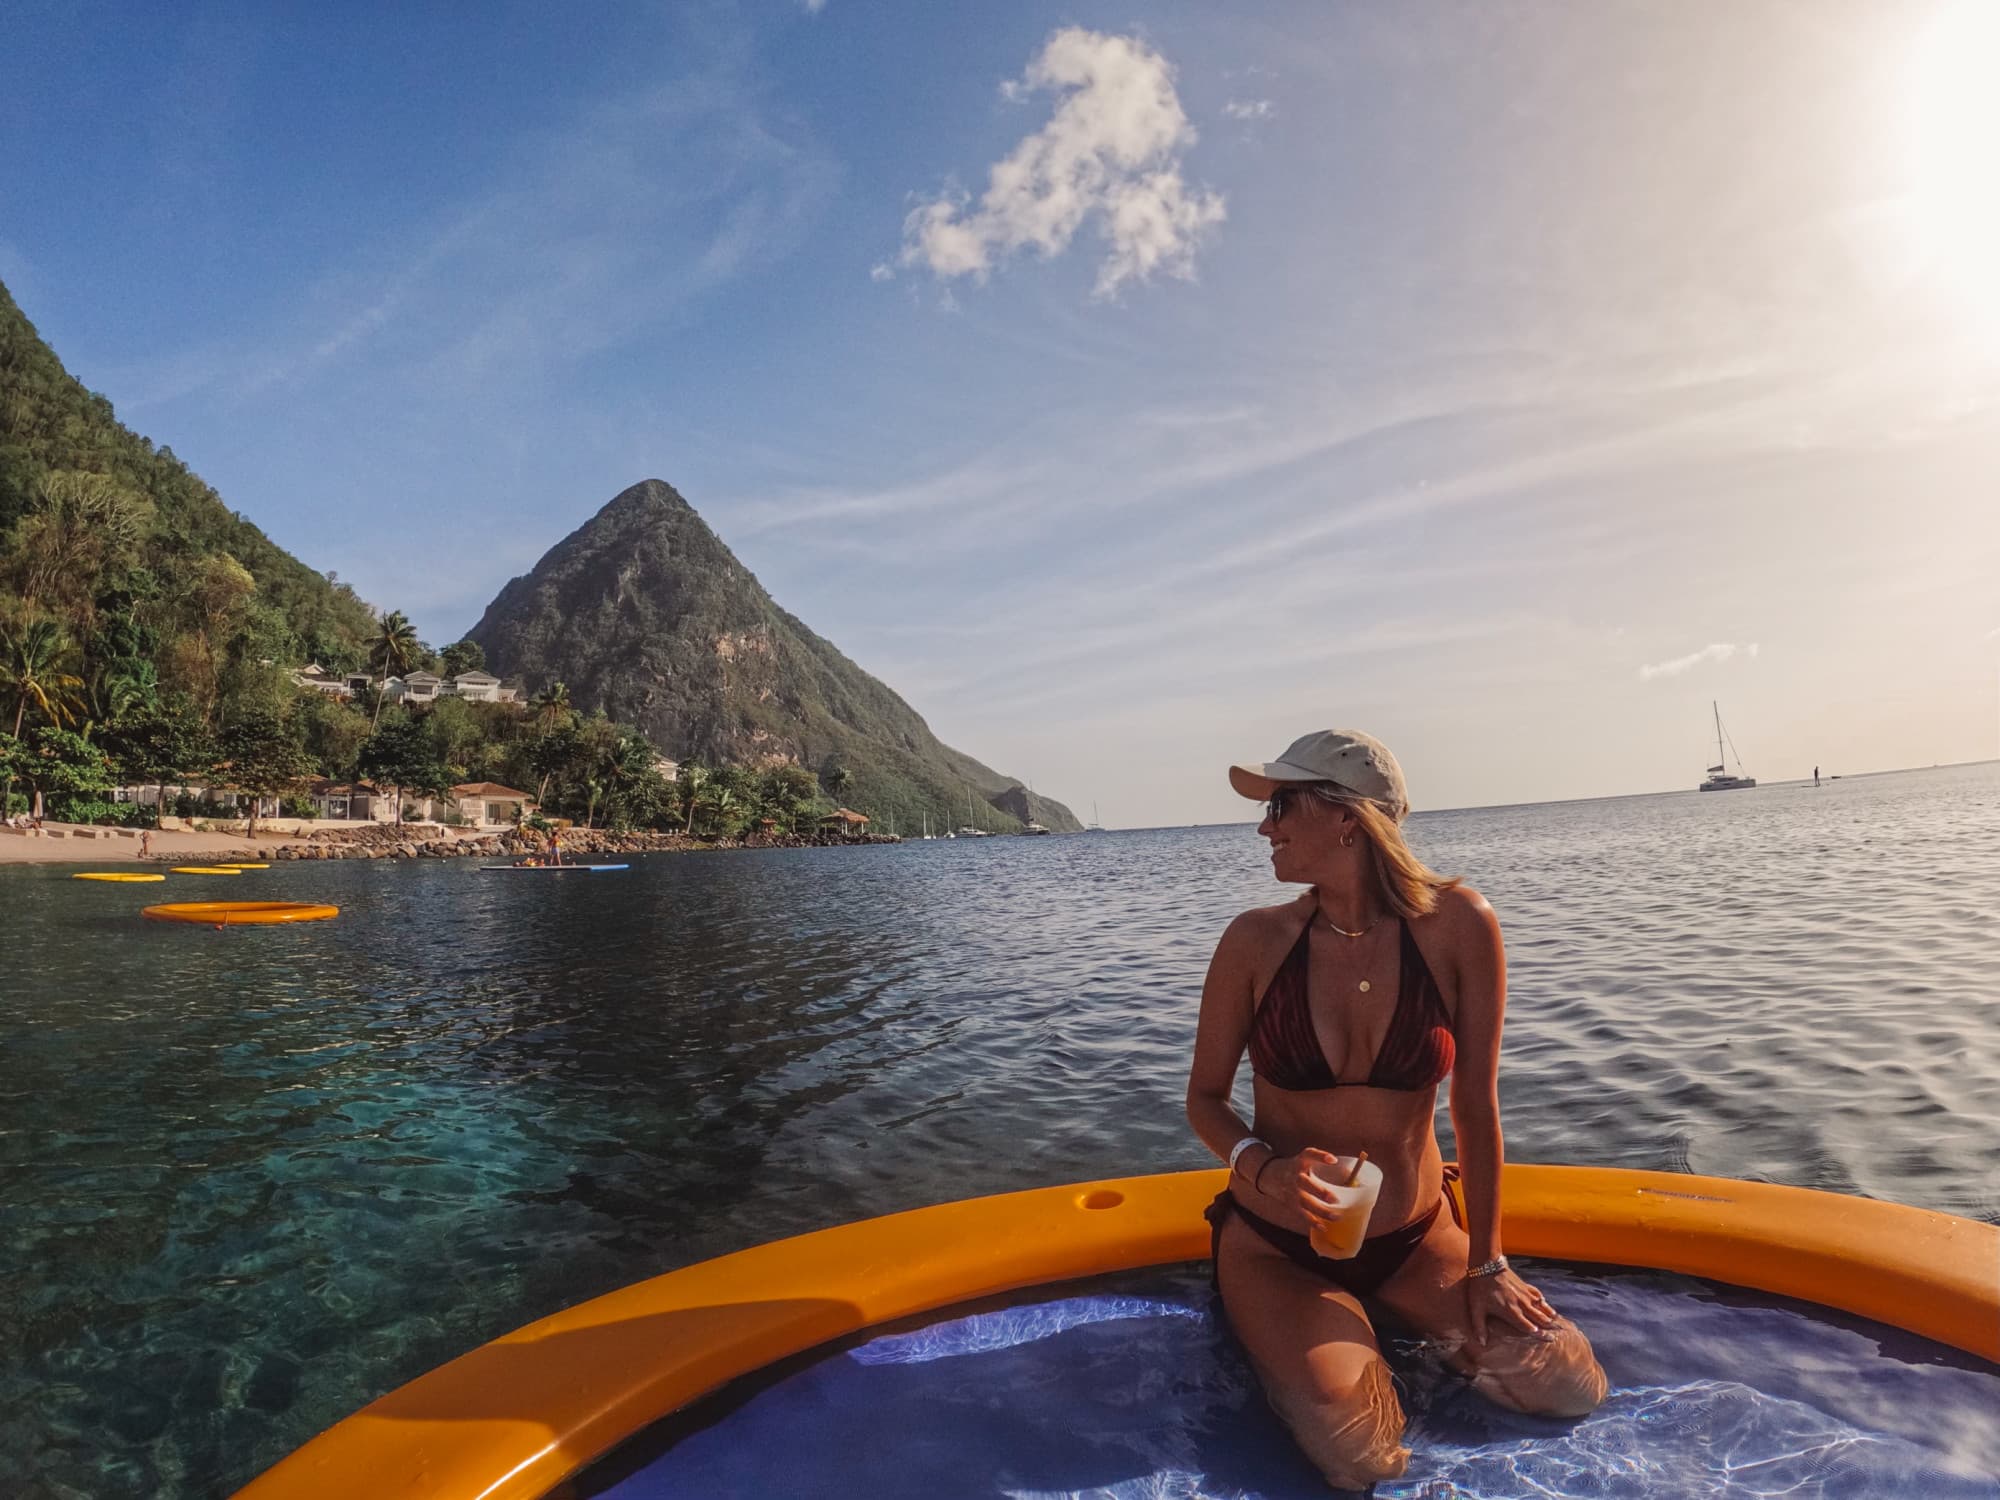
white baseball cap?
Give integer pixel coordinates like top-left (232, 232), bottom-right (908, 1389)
top-left (1229, 729), bottom-right (1409, 821)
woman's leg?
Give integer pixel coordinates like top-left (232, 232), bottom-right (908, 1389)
top-left (1371, 1211), bottom-right (1607, 1417)
top-left (1214, 1209), bottom-right (1412, 1490)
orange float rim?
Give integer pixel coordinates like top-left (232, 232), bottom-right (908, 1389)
top-left (142, 901), bottom-right (340, 925)
top-left (231, 1164), bottom-right (1999, 1500)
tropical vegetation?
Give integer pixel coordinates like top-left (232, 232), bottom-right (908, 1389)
top-left (0, 277), bottom-right (1043, 839)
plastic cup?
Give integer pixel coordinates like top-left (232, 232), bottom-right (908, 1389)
top-left (1307, 1156), bottom-right (1384, 1260)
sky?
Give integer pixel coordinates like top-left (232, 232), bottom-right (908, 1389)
top-left (3, 0), bottom-right (1998, 825)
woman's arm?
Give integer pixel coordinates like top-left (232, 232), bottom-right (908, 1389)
top-left (1445, 887), bottom-right (1507, 1267)
top-left (1186, 913), bottom-right (1267, 1173)
top-left (1445, 887), bottom-right (1558, 1347)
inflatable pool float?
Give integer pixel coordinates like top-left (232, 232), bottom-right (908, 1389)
top-left (143, 901), bottom-right (340, 926)
top-left (71, 871), bottom-right (166, 882)
top-left (231, 1165), bottom-right (1997, 1500)
top-left (171, 865), bottom-right (241, 875)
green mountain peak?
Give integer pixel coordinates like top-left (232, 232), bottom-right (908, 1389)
top-left (467, 479), bottom-right (1079, 834)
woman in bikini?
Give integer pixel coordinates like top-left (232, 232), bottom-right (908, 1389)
top-left (1187, 729), bottom-right (1606, 1490)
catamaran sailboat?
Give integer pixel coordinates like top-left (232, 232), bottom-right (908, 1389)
top-left (956, 788), bottom-right (991, 837)
top-left (1699, 702), bottom-right (1756, 792)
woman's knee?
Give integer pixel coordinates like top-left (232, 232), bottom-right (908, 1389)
top-left (1467, 1318), bottom-right (1608, 1418)
top-left (1268, 1356), bottom-right (1411, 1489)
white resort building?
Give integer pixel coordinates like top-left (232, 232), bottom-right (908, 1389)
top-left (283, 665), bottom-right (522, 706)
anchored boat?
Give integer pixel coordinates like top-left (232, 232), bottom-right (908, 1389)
top-left (1699, 700), bottom-right (1756, 791)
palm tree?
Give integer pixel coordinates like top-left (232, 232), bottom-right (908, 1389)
top-left (78, 660), bottom-right (158, 740)
top-left (2, 619), bottom-right (85, 737)
top-left (528, 681), bottom-right (573, 733)
top-left (367, 610), bottom-right (420, 730)
top-left (679, 761), bottom-right (711, 834)
top-left (592, 734), bottom-right (653, 829)
top-left (701, 784), bottom-right (736, 838)
top-left (823, 765), bottom-right (853, 804)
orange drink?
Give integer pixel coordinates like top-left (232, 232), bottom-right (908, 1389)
top-left (1307, 1156), bottom-right (1384, 1260)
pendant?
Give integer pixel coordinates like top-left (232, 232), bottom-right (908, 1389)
top-left (1358, 979), bottom-right (1371, 993)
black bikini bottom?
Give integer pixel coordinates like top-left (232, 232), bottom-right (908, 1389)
top-left (1204, 1170), bottom-right (1464, 1299)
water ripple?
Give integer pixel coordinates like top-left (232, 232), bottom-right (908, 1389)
top-left (2, 763), bottom-right (1997, 1497)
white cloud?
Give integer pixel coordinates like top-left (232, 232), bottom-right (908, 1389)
top-left (802, 0), bottom-right (826, 11)
top-left (1222, 99), bottom-right (1274, 121)
top-left (892, 28), bottom-right (1224, 298)
top-left (1638, 642), bottom-right (1760, 680)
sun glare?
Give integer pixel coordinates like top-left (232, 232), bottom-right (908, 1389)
top-left (1906, 0), bottom-right (2000, 339)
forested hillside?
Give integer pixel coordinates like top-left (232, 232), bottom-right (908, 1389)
top-left (0, 282), bottom-right (688, 834)
top-left (0, 280), bottom-right (379, 696)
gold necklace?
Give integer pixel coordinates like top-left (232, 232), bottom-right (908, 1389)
top-left (1317, 914), bottom-right (1378, 940)
top-left (1316, 913), bottom-right (1381, 992)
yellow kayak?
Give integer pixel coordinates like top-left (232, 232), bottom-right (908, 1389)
top-left (218, 862), bottom-right (270, 869)
top-left (143, 901), bottom-right (339, 925)
top-left (171, 866), bottom-right (241, 875)
top-left (72, 872), bottom-right (167, 883)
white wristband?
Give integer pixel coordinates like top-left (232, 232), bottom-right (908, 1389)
top-left (1227, 1136), bottom-right (1268, 1175)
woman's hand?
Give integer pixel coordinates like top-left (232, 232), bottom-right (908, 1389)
top-left (1246, 1146), bottom-right (1345, 1233)
top-left (1464, 1267), bottom-right (1560, 1353)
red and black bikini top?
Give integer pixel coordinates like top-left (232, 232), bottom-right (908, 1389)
top-left (1248, 912), bottom-right (1455, 1091)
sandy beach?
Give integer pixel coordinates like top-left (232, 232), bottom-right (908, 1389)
top-left (0, 823), bottom-right (287, 865)
top-left (0, 822), bottom-right (491, 865)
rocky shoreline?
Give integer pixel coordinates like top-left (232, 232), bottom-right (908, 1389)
top-left (131, 823), bottom-right (907, 864)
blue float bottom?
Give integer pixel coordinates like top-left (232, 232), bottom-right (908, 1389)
top-left (576, 1263), bottom-right (2000, 1499)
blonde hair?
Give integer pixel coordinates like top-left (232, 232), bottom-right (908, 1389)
top-left (1308, 787), bottom-right (1460, 919)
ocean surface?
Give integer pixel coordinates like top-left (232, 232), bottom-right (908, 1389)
top-left (3, 762), bottom-right (1997, 1498)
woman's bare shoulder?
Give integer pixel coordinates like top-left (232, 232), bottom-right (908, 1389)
top-left (1414, 883), bottom-right (1502, 962)
top-left (1217, 892), bottom-right (1313, 949)
top-left (1434, 881), bottom-right (1497, 927)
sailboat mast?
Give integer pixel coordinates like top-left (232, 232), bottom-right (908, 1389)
top-left (1713, 700), bottom-right (1724, 767)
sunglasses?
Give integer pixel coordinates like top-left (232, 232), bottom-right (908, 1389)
top-left (1265, 787), bottom-right (1304, 824)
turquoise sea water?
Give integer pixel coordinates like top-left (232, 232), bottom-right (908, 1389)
top-left (4, 762), bottom-right (1998, 1497)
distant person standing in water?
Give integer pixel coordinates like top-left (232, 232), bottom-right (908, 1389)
top-left (1186, 729), bottom-right (1605, 1490)
top-left (1814, 766), bottom-right (1821, 787)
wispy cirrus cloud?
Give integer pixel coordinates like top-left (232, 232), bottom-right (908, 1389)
top-left (1222, 99), bottom-right (1273, 121)
top-left (886, 28), bottom-right (1224, 298)
top-left (1638, 642), bottom-right (1760, 680)
top-left (115, 52), bottom-right (836, 412)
